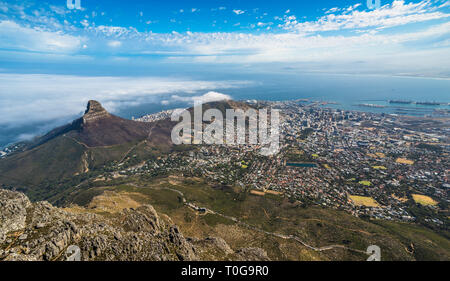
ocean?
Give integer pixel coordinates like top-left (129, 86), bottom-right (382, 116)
top-left (1, 73), bottom-right (449, 149)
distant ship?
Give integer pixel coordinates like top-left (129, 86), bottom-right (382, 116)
top-left (357, 103), bottom-right (385, 108)
top-left (416, 101), bottom-right (442, 106)
top-left (389, 100), bottom-right (445, 106)
top-left (389, 100), bottom-right (412, 104)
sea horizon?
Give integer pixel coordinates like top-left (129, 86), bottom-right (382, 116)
top-left (1, 72), bottom-right (449, 149)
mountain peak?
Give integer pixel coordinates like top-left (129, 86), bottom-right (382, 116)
top-left (83, 100), bottom-right (110, 123)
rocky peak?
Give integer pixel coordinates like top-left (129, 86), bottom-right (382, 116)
top-left (83, 100), bottom-right (110, 123)
top-left (0, 189), bottom-right (270, 261)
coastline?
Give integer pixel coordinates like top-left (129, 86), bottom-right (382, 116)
top-left (2, 98), bottom-right (448, 152)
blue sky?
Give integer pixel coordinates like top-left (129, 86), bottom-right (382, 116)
top-left (0, 0), bottom-right (449, 74)
top-left (0, 0), bottom-right (449, 145)
top-left (0, 0), bottom-right (375, 33)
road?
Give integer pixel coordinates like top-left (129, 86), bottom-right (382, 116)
top-left (156, 185), bottom-right (367, 255)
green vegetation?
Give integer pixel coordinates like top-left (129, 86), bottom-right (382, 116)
top-left (358, 180), bottom-right (372, 186)
top-left (299, 128), bottom-right (314, 140)
top-left (284, 148), bottom-right (312, 162)
top-left (0, 137), bottom-right (86, 186)
top-left (203, 213), bottom-right (234, 227)
top-left (416, 143), bottom-right (442, 152)
top-left (83, 176), bottom-right (450, 261)
top-left (412, 194), bottom-right (438, 206)
top-left (373, 220), bottom-right (450, 260)
top-left (349, 195), bottom-right (379, 207)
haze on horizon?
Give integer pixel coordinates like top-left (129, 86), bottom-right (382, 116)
top-left (0, 0), bottom-right (449, 145)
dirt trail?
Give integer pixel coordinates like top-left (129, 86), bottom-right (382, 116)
top-left (140, 184), bottom-right (368, 256)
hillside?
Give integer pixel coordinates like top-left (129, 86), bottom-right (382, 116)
top-left (27, 175), bottom-right (450, 261)
top-left (1, 99), bottom-right (448, 261)
top-left (0, 99), bottom-right (252, 194)
top-left (23, 100), bottom-right (154, 148)
top-left (0, 189), bottom-right (269, 261)
top-left (0, 100), bottom-right (172, 189)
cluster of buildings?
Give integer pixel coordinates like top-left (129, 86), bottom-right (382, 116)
top-left (103, 101), bottom-right (450, 224)
top-left (134, 109), bottom-right (181, 123)
top-left (0, 143), bottom-right (22, 158)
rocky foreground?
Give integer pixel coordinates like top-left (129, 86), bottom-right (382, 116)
top-left (0, 189), bottom-right (269, 261)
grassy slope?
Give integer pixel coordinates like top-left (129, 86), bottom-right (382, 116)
top-left (0, 136), bottom-right (86, 186)
top-left (71, 177), bottom-right (450, 261)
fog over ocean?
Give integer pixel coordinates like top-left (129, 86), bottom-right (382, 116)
top-left (1, 72), bottom-right (449, 149)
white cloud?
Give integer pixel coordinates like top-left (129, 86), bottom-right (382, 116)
top-left (257, 22), bottom-right (273, 27)
top-left (0, 0), bottom-right (449, 78)
top-left (0, 20), bottom-right (83, 53)
top-left (108, 40), bottom-right (122, 47)
top-left (211, 7), bottom-right (227, 12)
top-left (16, 133), bottom-right (37, 142)
top-left (80, 19), bottom-right (89, 27)
top-left (438, 1), bottom-right (450, 8)
top-left (0, 74), bottom-right (251, 126)
top-left (95, 25), bottom-right (134, 37)
top-left (170, 91), bottom-right (232, 105)
top-left (51, 15), bottom-right (447, 77)
top-left (325, 7), bottom-right (340, 14)
top-left (3, 1), bottom-right (445, 74)
top-left (284, 0), bottom-right (450, 33)
top-left (137, 20), bottom-right (449, 78)
top-left (347, 3), bottom-right (362, 12)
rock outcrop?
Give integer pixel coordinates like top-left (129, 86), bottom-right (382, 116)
top-left (0, 190), bottom-right (31, 244)
top-left (0, 190), bottom-right (269, 261)
top-left (0, 100), bottom-right (169, 189)
top-left (83, 100), bottom-right (110, 124)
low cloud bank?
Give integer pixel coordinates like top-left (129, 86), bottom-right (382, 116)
top-left (162, 91), bottom-right (231, 105)
top-left (0, 73), bottom-right (249, 128)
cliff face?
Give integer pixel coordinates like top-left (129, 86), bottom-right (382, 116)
top-left (0, 189), bottom-right (269, 261)
top-left (75, 100), bottom-right (156, 147)
top-left (0, 189), bottom-right (197, 261)
top-left (83, 100), bottom-right (110, 124)
top-left (0, 190), bottom-right (31, 244)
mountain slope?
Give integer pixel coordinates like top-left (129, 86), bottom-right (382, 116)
top-left (28, 100), bottom-right (154, 148)
top-left (0, 189), bottom-right (269, 261)
top-left (69, 100), bottom-right (154, 147)
top-left (0, 136), bottom-right (87, 186)
top-left (0, 99), bottom-right (252, 191)
top-left (0, 100), bottom-right (169, 189)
